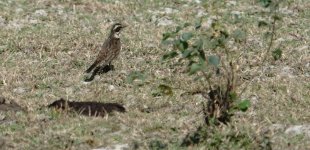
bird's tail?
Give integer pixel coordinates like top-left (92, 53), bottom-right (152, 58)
top-left (85, 62), bottom-right (98, 73)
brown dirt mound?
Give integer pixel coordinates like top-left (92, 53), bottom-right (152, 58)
top-left (48, 98), bottom-right (126, 117)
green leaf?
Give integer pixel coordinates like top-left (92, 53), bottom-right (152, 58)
top-left (220, 30), bottom-right (229, 39)
top-left (272, 48), bottom-right (282, 60)
top-left (149, 139), bottom-right (168, 150)
top-left (193, 76), bottom-right (203, 81)
top-left (207, 55), bottom-right (220, 67)
top-left (189, 63), bottom-right (203, 75)
top-left (232, 29), bottom-right (247, 42)
top-left (229, 92), bottom-right (238, 101)
top-left (158, 84), bottom-right (173, 96)
top-left (216, 31), bottom-right (229, 47)
top-left (181, 33), bottom-right (193, 42)
top-left (236, 99), bottom-right (250, 112)
top-left (193, 39), bottom-right (203, 50)
top-left (162, 51), bottom-right (178, 61)
top-left (161, 40), bottom-right (173, 45)
top-left (152, 84), bottom-right (173, 97)
top-left (162, 32), bottom-right (172, 41)
top-left (259, 0), bottom-right (272, 8)
top-left (258, 21), bottom-right (268, 27)
top-left (175, 40), bottom-right (189, 51)
top-left (263, 31), bottom-right (272, 40)
top-left (272, 15), bottom-right (282, 21)
top-left (197, 49), bottom-right (206, 61)
top-left (175, 26), bottom-right (182, 33)
top-left (183, 22), bottom-right (191, 28)
top-left (126, 71), bottom-right (146, 84)
top-left (182, 49), bottom-right (193, 58)
top-left (195, 18), bottom-right (202, 29)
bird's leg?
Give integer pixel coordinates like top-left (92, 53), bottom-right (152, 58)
top-left (108, 63), bottom-right (115, 71)
top-left (97, 64), bottom-right (113, 74)
top-left (84, 67), bottom-right (101, 82)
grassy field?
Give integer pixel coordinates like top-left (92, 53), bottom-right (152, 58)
top-left (0, 0), bottom-right (309, 149)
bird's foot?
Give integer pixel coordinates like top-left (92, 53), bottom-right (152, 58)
top-left (98, 65), bottom-right (114, 74)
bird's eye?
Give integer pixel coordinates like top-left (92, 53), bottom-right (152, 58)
top-left (114, 27), bottom-right (122, 32)
top-left (113, 24), bottom-right (123, 32)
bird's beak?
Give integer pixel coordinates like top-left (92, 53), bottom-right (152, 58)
top-left (122, 25), bottom-right (127, 28)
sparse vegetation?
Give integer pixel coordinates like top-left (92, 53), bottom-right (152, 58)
top-left (0, 0), bottom-right (309, 149)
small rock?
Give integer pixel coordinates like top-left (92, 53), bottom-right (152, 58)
top-left (120, 70), bottom-right (127, 74)
top-left (279, 66), bottom-right (295, 78)
top-left (145, 43), bottom-right (157, 48)
top-left (93, 144), bottom-right (129, 150)
top-left (13, 87), bottom-right (26, 94)
top-left (231, 11), bottom-right (243, 16)
top-left (157, 17), bottom-right (174, 26)
top-left (285, 125), bottom-right (310, 137)
top-left (0, 113), bottom-right (6, 121)
top-left (0, 16), bottom-right (5, 27)
top-left (149, 8), bottom-right (178, 15)
top-left (298, 45), bottom-right (308, 51)
top-left (34, 114), bottom-right (51, 122)
top-left (249, 94), bottom-right (259, 106)
top-left (194, 0), bottom-right (202, 4)
top-left (197, 9), bottom-right (207, 17)
top-left (201, 17), bottom-right (214, 29)
top-left (29, 19), bottom-right (39, 24)
top-left (194, 94), bottom-right (206, 104)
top-left (269, 124), bottom-right (286, 132)
top-left (163, 8), bottom-right (178, 14)
top-left (227, 1), bottom-right (237, 6)
top-left (276, 38), bottom-right (285, 43)
top-left (81, 80), bottom-right (91, 85)
top-left (279, 7), bottom-right (295, 15)
top-left (7, 20), bottom-right (24, 30)
top-left (306, 62), bottom-right (310, 68)
top-left (57, 8), bottom-right (64, 15)
top-left (15, 8), bottom-right (23, 14)
top-left (125, 95), bottom-right (135, 104)
top-left (108, 85), bottom-right (116, 91)
top-left (33, 9), bottom-right (47, 17)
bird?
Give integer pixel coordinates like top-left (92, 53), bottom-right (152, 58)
top-left (85, 23), bottom-right (126, 74)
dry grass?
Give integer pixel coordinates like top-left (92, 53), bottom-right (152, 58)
top-left (0, 0), bottom-right (309, 149)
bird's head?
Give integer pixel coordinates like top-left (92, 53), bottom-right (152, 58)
top-left (110, 23), bottom-right (126, 39)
